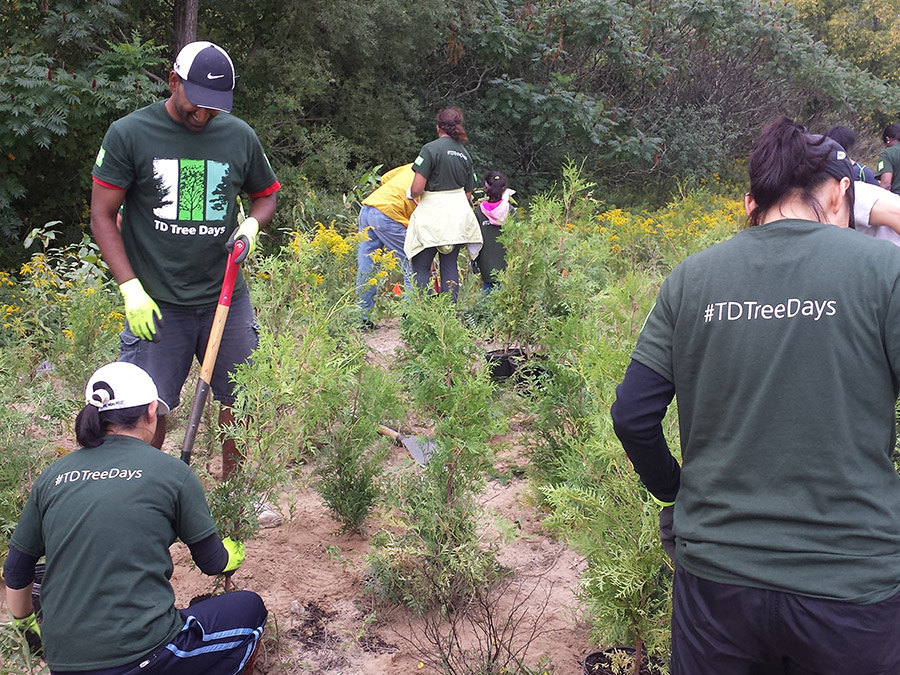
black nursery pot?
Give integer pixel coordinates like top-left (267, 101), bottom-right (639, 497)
top-left (485, 348), bottom-right (524, 379)
top-left (583, 647), bottom-right (661, 675)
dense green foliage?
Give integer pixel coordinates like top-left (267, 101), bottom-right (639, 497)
top-left (0, 158), bottom-right (749, 672)
top-left (1, 1), bottom-right (167, 253)
top-left (4, 0), bottom-right (900, 259)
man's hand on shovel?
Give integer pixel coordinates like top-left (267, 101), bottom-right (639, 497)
top-left (226, 217), bottom-right (259, 265)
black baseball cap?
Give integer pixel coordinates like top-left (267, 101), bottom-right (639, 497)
top-left (810, 133), bottom-right (855, 227)
top-left (810, 134), bottom-right (854, 182)
top-left (173, 41), bottom-right (235, 113)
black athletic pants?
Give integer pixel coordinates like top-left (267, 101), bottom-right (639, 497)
top-left (411, 245), bottom-right (461, 301)
top-left (671, 566), bottom-right (900, 675)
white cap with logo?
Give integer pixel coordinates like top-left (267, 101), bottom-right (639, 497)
top-left (85, 362), bottom-right (170, 415)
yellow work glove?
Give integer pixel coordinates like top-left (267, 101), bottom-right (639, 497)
top-left (11, 611), bottom-right (42, 655)
top-left (221, 536), bottom-right (245, 573)
top-left (225, 217), bottom-right (259, 265)
top-left (119, 278), bottom-right (161, 341)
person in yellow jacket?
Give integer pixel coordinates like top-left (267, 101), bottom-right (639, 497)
top-left (356, 163), bottom-right (417, 329)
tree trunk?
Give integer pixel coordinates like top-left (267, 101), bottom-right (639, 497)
top-left (632, 635), bottom-right (644, 675)
top-left (174, 0), bottom-right (199, 55)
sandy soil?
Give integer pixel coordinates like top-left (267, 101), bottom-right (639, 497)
top-left (172, 319), bottom-right (595, 673)
top-left (168, 469), bottom-right (593, 674)
top-left (6, 319), bottom-right (596, 674)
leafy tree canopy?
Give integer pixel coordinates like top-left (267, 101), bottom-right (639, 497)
top-left (0, 1), bottom-right (166, 258)
top-left (3, 0), bottom-right (898, 249)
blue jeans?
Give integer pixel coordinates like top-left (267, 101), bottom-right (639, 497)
top-left (356, 205), bottom-right (411, 318)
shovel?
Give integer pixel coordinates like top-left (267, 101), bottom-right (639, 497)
top-left (180, 237), bottom-right (247, 465)
top-left (376, 424), bottom-right (436, 466)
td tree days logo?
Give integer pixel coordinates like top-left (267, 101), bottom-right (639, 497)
top-left (151, 158), bottom-right (230, 222)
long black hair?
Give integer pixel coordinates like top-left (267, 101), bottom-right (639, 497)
top-left (75, 380), bottom-right (150, 448)
top-left (748, 116), bottom-right (853, 228)
top-left (483, 170), bottom-right (508, 202)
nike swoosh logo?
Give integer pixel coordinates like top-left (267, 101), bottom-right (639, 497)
top-left (206, 73), bottom-right (226, 80)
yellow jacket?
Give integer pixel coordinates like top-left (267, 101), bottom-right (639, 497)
top-left (361, 164), bottom-right (417, 227)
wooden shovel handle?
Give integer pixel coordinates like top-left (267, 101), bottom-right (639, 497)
top-left (376, 424), bottom-right (401, 441)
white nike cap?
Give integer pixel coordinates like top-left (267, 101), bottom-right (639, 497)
top-left (173, 41), bottom-right (235, 113)
top-left (85, 362), bottom-right (170, 415)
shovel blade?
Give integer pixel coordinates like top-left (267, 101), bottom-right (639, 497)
top-left (401, 436), bottom-right (436, 466)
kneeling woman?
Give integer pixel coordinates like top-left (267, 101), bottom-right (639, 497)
top-left (3, 361), bottom-right (266, 675)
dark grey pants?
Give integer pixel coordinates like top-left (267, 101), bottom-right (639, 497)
top-left (411, 245), bottom-right (461, 301)
top-left (671, 566), bottom-right (900, 675)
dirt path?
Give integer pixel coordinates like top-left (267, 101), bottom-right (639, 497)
top-left (174, 319), bottom-right (594, 673)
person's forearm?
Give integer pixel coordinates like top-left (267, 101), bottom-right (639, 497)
top-left (880, 173), bottom-right (893, 191)
top-left (187, 533), bottom-right (229, 575)
top-left (248, 194), bottom-right (277, 228)
top-left (90, 183), bottom-right (135, 284)
top-left (869, 197), bottom-right (900, 236)
top-left (92, 218), bottom-right (135, 284)
top-left (5, 586), bottom-right (34, 620)
top-left (410, 173), bottom-right (427, 200)
top-left (611, 360), bottom-right (681, 502)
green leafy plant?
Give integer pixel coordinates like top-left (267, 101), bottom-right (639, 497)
top-left (367, 292), bottom-right (502, 611)
top-left (489, 160), bottom-right (609, 354)
top-left (0, 223), bottom-right (118, 390)
top-left (0, 619), bottom-right (50, 675)
top-left (543, 462), bottom-right (673, 673)
top-left (0, 352), bottom-right (76, 559)
top-left (314, 362), bottom-right (400, 533)
top-left (200, 239), bottom-right (402, 540)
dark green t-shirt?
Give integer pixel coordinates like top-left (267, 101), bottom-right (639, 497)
top-left (633, 219), bottom-right (900, 603)
top-left (92, 101), bottom-right (279, 306)
top-left (412, 136), bottom-right (476, 193)
top-left (876, 144), bottom-right (900, 195)
top-left (10, 435), bottom-right (217, 670)
top-left (473, 204), bottom-right (507, 284)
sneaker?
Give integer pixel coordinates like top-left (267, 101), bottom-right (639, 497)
top-left (254, 501), bottom-right (283, 529)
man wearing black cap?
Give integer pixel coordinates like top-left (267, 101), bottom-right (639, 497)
top-left (612, 117), bottom-right (900, 673)
top-left (90, 42), bottom-right (281, 522)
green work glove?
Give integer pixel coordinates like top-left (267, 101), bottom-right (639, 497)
top-left (225, 216), bottom-right (259, 265)
top-left (119, 278), bottom-right (161, 341)
top-left (11, 611), bottom-right (42, 655)
top-left (221, 536), bottom-right (245, 574)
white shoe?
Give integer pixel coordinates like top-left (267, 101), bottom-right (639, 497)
top-left (254, 501), bottom-right (283, 529)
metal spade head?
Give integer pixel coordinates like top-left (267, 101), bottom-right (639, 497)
top-left (400, 435), bottom-right (437, 466)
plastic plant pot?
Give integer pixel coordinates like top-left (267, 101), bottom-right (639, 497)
top-left (485, 347), bottom-right (524, 379)
top-left (583, 646), bottom-right (662, 675)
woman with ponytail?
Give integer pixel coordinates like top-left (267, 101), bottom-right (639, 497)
top-left (473, 170), bottom-right (514, 291)
top-left (612, 116), bottom-right (900, 674)
top-left (404, 107), bottom-right (482, 301)
top-left (4, 362), bottom-right (266, 675)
